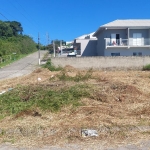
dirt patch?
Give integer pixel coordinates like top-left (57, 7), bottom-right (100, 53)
top-left (0, 67), bottom-right (150, 147)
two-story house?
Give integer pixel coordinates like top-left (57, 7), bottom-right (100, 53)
top-left (93, 20), bottom-right (150, 56)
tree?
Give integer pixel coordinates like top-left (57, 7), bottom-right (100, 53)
top-left (7, 21), bottom-right (23, 36)
top-left (0, 20), bottom-right (37, 57)
top-left (47, 44), bottom-right (54, 54)
top-left (0, 21), bottom-right (13, 37)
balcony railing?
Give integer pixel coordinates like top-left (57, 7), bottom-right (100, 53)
top-left (105, 38), bottom-right (150, 48)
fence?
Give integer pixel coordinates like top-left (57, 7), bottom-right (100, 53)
top-left (51, 56), bottom-right (150, 70)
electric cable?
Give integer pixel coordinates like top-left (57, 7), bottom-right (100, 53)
top-left (0, 12), bottom-right (9, 21)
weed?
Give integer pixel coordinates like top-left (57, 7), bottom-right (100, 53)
top-left (42, 52), bottom-right (49, 61)
top-left (0, 129), bottom-right (5, 136)
top-left (0, 115), bottom-right (5, 120)
top-left (57, 69), bottom-right (93, 82)
top-left (42, 59), bottom-right (62, 71)
top-left (143, 64), bottom-right (150, 71)
top-left (0, 84), bottom-right (90, 116)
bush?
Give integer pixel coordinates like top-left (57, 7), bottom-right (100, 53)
top-left (143, 64), bottom-right (150, 71)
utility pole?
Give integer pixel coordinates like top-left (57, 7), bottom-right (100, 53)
top-left (60, 40), bottom-right (62, 55)
top-left (53, 40), bottom-right (55, 57)
top-left (46, 32), bottom-right (50, 46)
top-left (38, 33), bottom-right (40, 65)
top-left (48, 33), bottom-right (50, 45)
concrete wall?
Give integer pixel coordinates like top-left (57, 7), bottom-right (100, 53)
top-left (75, 39), bottom-right (97, 56)
top-left (51, 56), bottom-right (150, 70)
top-left (105, 47), bottom-right (150, 56)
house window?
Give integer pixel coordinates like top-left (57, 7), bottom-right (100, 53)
top-left (133, 52), bottom-right (142, 56)
top-left (133, 33), bottom-right (142, 46)
top-left (111, 53), bottom-right (120, 56)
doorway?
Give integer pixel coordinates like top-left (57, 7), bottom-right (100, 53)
top-left (111, 34), bottom-right (120, 45)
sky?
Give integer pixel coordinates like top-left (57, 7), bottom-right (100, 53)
top-left (0, 0), bottom-right (150, 45)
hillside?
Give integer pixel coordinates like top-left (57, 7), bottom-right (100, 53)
top-left (0, 20), bottom-right (37, 57)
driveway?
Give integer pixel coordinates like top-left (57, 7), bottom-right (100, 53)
top-left (0, 51), bottom-right (48, 80)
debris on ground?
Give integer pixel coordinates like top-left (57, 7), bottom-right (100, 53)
top-left (81, 129), bottom-right (98, 137)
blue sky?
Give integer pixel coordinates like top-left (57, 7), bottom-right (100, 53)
top-left (0, 0), bottom-right (150, 45)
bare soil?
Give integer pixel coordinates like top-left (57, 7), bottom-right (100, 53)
top-left (0, 66), bottom-right (150, 148)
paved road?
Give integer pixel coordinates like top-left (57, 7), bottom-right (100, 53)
top-left (0, 51), bottom-right (47, 80)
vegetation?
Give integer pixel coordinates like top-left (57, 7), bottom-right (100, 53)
top-left (0, 66), bottom-right (150, 146)
top-left (143, 64), bottom-right (150, 71)
top-left (0, 20), bottom-right (37, 59)
top-left (56, 69), bottom-right (93, 82)
top-left (0, 54), bottom-right (27, 68)
top-left (42, 59), bottom-right (62, 71)
top-left (40, 39), bottom-right (66, 54)
top-left (0, 84), bottom-right (89, 115)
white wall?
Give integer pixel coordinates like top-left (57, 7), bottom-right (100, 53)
top-left (76, 39), bottom-right (97, 56)
top-left (105, 48), bottom-right (150, 56)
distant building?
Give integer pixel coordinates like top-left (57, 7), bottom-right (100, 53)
top-left (73, 32), bottom-right (97, 56)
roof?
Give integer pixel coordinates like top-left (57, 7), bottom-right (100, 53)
top-left (101, 19), bottom-right (150, 27)
top-left (94, 19), bottom-right (150, 36)
top-left (75, 32), bottom-right (96, 39)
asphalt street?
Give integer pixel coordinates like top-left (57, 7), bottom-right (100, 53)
top-left (0, 51), bottom-right (48, 80)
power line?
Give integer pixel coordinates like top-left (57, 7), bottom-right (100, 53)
top-left (15, 0), bottom-right (39, 27)
top-left (7, 0), bottom-right (41, 35)
top-left (2, 1), bottom-right (49, 45)
top-left (7, 0), bottom-right (34, 24)
top-left (0, 12), bottom-right (9, 21)
top-left (0, 7), bottom-right (18, 21)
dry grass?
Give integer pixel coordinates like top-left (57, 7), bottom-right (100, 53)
top-left (0, 67), bottom-right (150, 147)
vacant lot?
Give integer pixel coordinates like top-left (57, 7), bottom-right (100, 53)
top-left (0, 66), bottom-right (150, 148)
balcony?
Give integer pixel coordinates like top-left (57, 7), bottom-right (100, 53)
top-left (105, 38), bottom-right (150, 49)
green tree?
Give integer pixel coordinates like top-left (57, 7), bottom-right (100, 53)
top-left (0, 21), bottom-right (13, 37)
top-left (7, 21), bottom-right (23, 36)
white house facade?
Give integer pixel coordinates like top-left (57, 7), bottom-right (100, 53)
top-left (93, 20), bottom-right (150, 56)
